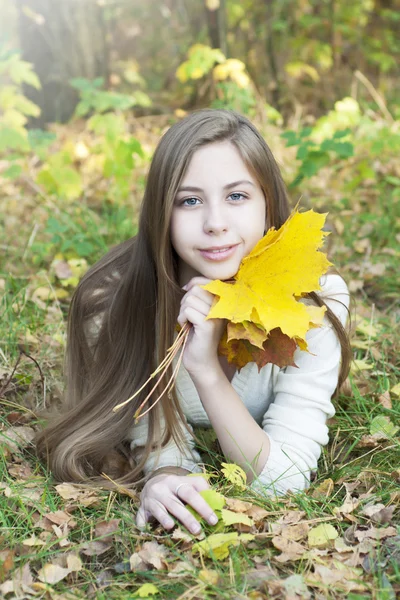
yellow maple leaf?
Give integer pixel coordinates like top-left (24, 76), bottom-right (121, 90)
top-left (202, 209), bottom-right (331, 346)
top-left (221, 462), bottom-right (247, 490)
top-left (192, 532), bottom-right (254, 559)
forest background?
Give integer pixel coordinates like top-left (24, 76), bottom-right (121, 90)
top-left (0, 1), bottom-right (399, 598)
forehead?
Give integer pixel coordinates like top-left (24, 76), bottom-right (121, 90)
top-left (181, 141), bottom-right (253, 183)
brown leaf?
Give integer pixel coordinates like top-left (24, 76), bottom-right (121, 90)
top-left (168, 560), bottom-right (196, 578)
top-left (280, 522), bottom-right (309, 541)
top-left (0, 426), bottom-right (35, 453)
top-left (52, 524), bottom-right (71, 547)
top-left (81, 540), bottom-right (112, 556)
top-left (220, 327), bottom-right (298, 372)
top-left (361, 503), bottom-right (395, 525)
top-left (55, 483), bottom-right (99, 507)
top-left (37, 563), bottom-right (71, 584)
top-left (7, 463), bottom-right (34, 480)
top-left (171, 527), bottom-right (193, 543)
top-left (358, 433), bottom-right (388, 448)
top-left (94, 519), bottom-right (120, 539)
top-left (306, 563), bottom-right (366, 593)
top-left (53, 259), bottom-right (73, 280)
top-left (245, 565), bottom-right (277, 587)
top-left (129, 552), bottom-right (150, 572)
top-left (354, 525), bottom-right (397, 541)
top-left (244, 505), bottom-right (270, 523)
top-left (376, 390), bottom-right (392, 409)
top-left (0, 562), bottom-right (34, 597)
top-left (333, 493), bottom-right (360, 520)
top-left (278, 510), bottom-right (305, 525)
top-left (311, 478), bottom-right (334, 499)
top-left (138, 541), bottom-right (170, 570)
top-left (44, 510), bottom-right (77, 528)
top-left (272, 536), bottom-right (306, 562)
top-left (224, 497), bottom-right (254, 513)
top-left (0, 550), bottom-right (14, 582)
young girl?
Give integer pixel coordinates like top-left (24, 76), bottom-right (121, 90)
top-left (36, 109), bottom-right (351, 537)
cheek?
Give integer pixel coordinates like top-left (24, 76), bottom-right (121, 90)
top-left (170, 214), bottom-right (190, 255)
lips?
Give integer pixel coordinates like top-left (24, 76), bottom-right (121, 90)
top-left (199, 244), bottom-right (239, 261)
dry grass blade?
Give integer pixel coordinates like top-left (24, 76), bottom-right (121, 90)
top-left (112, 322), bottom-right (191, 419)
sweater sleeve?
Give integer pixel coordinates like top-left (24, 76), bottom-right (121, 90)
top-left (250, 274), bottom-right (350, 496)
top-left (129, 412), bottom-right (203, 478)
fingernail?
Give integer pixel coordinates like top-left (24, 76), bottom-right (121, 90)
top-left (209, 515), bottom-right (218, 525)
top-left (191, 524), bottom-right (201, 534)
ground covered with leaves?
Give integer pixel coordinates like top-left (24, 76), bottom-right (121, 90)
top-left (1, 107), bottom-right (399, 599)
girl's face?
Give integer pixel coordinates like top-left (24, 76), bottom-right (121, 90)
top-left (170, 141), bottom-right (266, 286)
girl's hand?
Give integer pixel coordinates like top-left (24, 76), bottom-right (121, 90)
top-left (135, 473), bottom-right (219, 534)
top-left (178, 276), bottom-right (226, 375)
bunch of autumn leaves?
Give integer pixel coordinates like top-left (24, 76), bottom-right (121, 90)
top-left (114, 209), bottom-right (332, 422)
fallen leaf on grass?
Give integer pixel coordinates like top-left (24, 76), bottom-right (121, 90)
top-left (42, 510), bottom-right (77, 529)
top-left (135, 583), bottom-right (159, 597)
top-left (7, 462), bottom-right (34, 480)
top-left (281, 522), bottom-right (309, 541)
top-left (311, 478), bottom-right (334, 499)
top-left (354, 525), bottom-right (397, 542)
top-left (308, 523), bottom-right (338, 548)
top-left (391, 382), bottom-right (400, 397)
top-left (333, 493), bottom-right (360, 520)
top-left (0, 549), bottom-right (14, 582)
top-left (360, 503), bottom-right (395, 524)
top-left (81, 540), bottom-right (112, 556)
top-left (376, 390), bottom-right (392, 409)
top-left (224, 497), bottom-right (253, 513)
top-left (94, 518), bottom-right (120, 539)
top-left (351, 359), bottom-right (374, 373)
top-left (358, 433), bottom-right (388, 448)
top-left (306, 562), bottom-right (366, 593)
top-left (278, 510), bottom-right (305, 525)
top-left (22, 534), bottom-right (47, 547)
top-left (167, 560), bottom-right (196, 578)
top-left (138, 541), bottom-right (170, 570)
top-left (192, 532), bottom-right (254, 559)
top-left (171, 527), bottom-right (193, 543)
top-left (0, 562), bottom-right (34, 597)
top-left (198, 568), bottom-right (220, 585)
top-left (37, 564), bottom-right (71, 584)
top-left (370, 415), bottom-right (399, 438)
top-left (129, 553), bottom-right (149, 572)
top-left (272, 535), bottom-right (306, 562)
top-left (0, 426), bottom-right (35, 453)
top-left (244, 504), bottom-right (270, 522)
top-left (221, 462), bottom-right (247, 490)
top-left (220, 508), bottom-right (254, 527)
top-left (55, 483), bottom-right (99, 507)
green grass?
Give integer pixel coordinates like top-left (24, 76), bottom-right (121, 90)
top-left (1, 114), bottom-right (399, 599)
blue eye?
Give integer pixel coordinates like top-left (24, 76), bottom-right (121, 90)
top-left (181, 197), bottom-right (200, 206)
top-left (229, 193), bottom-right (247, 201)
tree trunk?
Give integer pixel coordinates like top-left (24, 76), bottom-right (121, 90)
top-left (16, 0), bottom-right (109, 126)
top-left (205, 0), bottom-right (227, 55)
top-left (265, 0), bottom-right (281, 108)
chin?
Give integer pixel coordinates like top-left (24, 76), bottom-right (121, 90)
top-left (201, 264), bottom-right (240, 281)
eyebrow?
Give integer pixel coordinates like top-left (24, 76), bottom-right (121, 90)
top-left (177, 179), bottom-right (255, 193)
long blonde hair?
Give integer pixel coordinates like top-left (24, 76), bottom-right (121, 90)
top-left (36, 109), bottom-right (351, 485)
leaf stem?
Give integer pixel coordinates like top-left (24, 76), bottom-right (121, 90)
top-left (112, 322), bottom-right (191, 413)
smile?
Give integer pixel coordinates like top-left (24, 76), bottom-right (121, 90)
top-left (199, 244), bottom-right (239, 261)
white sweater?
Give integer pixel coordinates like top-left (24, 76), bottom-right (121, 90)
top-left (128, 274), bottom-right (350, 496)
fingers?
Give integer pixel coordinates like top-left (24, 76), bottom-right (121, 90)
top-left (171, 484), bottom-right (219, 529)
top-left (183, 277), bottom-right (213, 292)
top-left (136, 475), bottom-right (218, 535)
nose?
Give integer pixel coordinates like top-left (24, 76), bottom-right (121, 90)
top-left (203, 204), bottom-right (229, 234)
